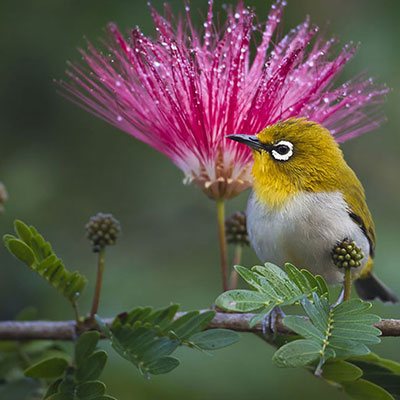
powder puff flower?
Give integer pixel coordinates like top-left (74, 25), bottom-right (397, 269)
top-left (61, 0), bottom-right (387, 200)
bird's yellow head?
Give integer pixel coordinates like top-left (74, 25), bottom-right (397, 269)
top-left (228, 118), bottom-right (347, 208)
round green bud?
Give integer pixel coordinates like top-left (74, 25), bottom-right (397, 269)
top-left (225, 211), bottom-right (249, 247)
top-left (85, 212), bottom-right (121, 253)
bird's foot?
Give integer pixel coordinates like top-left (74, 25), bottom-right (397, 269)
top-left (262, 306), bottom-right (285, 336)
top-left (332, 288), bottom-right (345, 307)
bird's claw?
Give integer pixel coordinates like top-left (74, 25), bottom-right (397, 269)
top-left (262, 306), bottom-right (285, 336)
top-left (332, 287), bottom-right (345, 308)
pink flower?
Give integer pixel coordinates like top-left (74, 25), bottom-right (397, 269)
top-left (61, 0), bottom-right (388, 200)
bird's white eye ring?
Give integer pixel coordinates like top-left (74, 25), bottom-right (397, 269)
top-left (271, 140), bottom-right (294, 161)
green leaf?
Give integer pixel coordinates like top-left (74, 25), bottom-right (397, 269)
top-left (355, 353), bottom-right (400, 374)
top-left (285, 263), bottom-right (314, 294)
top-left (283, 315), bottom-right (324, 341)
top-left (147, 357), bottom-right (180, 375)
top-left (15, 306), bottom-right (38, 321)
top-left (14, 220), bottom-right (33, 243)
top-left (3, 220), bottom-right (87, 304)
top-left (343, 379), bottom-right (395, 400)
top-left (234, 265), bottom-right (275, 294)
top-left (216, 263), bottom-right (328, 316)
top-left (273, 339), bottom-right (321, 368)
top-left (322, 360), bottom-right (363, 383)
top-left (215, 289), bottom-right (271, 312)
top-left (5, 239), bottom-right (35, 266)
top-left (76, 351), bottom-right (107, 382)
top-left (75, 331), bottom-right (100, 367)
top-left (106, 305), bottom-right (238, 377)
top-left (44, 379), bottom-right (62, 399)
top-left (76, 381), bottom-right (106, 399)
top-left (44, 333), bottom-right (115, 400)
top-left (252, 263), bottom-right (301, 299)
top-left (24, 357), bottom-right (68, 379)
top-left (171, 311), bottom-right (215, 339)
top-left (274, 294), bottom-right (381, 372)
top-left (189, 329), bottom-right (240, 350)
top-left (348, 355), bottom-right (400, 399)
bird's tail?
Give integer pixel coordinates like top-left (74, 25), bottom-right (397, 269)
top-left (355, 273), bottom-right (399, 303)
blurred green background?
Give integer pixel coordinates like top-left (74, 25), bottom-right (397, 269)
top-left (1, 0), bottom-right (399, 399)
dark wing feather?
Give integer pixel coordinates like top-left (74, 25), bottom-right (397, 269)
top-left (340, 164), bottom-right (376, 259)
top-left (348, 211), bottom-right (375, 258)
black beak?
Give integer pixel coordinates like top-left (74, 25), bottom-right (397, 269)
top-left (227, 134), bottom-right (270, 152)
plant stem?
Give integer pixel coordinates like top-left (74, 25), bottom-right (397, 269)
top-left (216, 199), bottom-right (229, 292)
top-left (72, 301), bottom-right (80, 323)
top-left (90, 248), bottom-right (106, 317)
top-left (343, 267), bottom-right (352, 301)
top-left (229, 245), bottom-right (242, 289)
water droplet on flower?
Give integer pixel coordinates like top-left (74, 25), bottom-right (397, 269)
top-left (117, 115), bottom-right (123, 122)
top-left (323, 97), bottom-right (329, 104)
top-left (115, 80), bottom-right (122, 87)
top-left (153, 61), bottom-right (161, 67)
top-left (234, 12), bottom-right (240, 19)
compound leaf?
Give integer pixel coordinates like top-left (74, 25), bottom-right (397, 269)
top-left (215, 263), bottom-right (328, 319)
top-left (102, 305), bottom-right (239, 377)
top-left (3, 220), bottom-right (87, 304)
top-left (274, 294), bottom-right (381, 372)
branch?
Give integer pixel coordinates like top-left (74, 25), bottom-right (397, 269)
top-left (1, 312), bottom-right (400, 340)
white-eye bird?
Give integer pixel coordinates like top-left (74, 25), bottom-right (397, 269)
top-left (228, 118), bottom-right (397, 302)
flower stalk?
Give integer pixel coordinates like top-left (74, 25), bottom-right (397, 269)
top-left (216, 199), bottom-right (229, 292)
top-left (90, 248), bottom-right (106, 317)
top-left (229, 245), bottom-right (243, 290)
top-left (343, 267), bottom-right (352, 301)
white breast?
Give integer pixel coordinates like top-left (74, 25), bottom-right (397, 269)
top-left (246, 191), bottom-right (370, 284)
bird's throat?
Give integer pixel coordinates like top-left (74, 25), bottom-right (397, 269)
top-left (252, 172), bottom-right (296, 210)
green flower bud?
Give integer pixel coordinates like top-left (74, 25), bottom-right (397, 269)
top-left (225, 211), bottom-right (249, 247)
top-left (85, 213), bottom-right (121, 253)
top-left (331, 238), bottom-right (365, 270)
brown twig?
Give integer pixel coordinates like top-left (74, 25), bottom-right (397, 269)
top-left (0, 312), bottom-right (399, 340)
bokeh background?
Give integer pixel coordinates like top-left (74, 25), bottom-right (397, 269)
top-left (1, 0), bottom-right (399, 399)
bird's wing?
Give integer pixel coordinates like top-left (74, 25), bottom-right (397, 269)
top-left (340, 167), bottom-right (376, 259)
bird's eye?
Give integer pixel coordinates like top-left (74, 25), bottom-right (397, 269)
top-left (275, 145), bottom-right (290, 155)
top-left (271, 140), bottom-right (294, 161)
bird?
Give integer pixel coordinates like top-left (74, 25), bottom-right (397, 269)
top-left (228, 118), bottom-right (398, 303)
